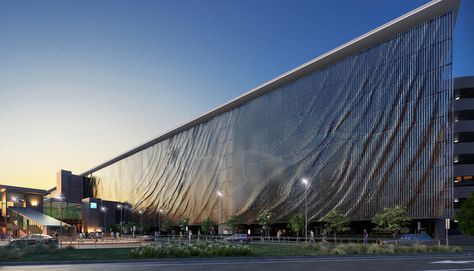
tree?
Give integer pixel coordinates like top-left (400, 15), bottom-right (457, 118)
top-left (160, 219), bottom-right (173, 234)
top-left (372, 206), bottom-right (410, 238)
top-left (456, 192), bottom-right (474, 236)
top-left (178, 217), bottom-right (189, 234)
top-left (124, 221), bottom-right (137, 235)
top-left (201, 218), bottom-right (216, 237)
top-left (225, 215), bottom-right (240, 234)
top-left (257, 210), bottom-right (274, 238)
top-left (288, 213), bottom-right (305, 241)
top-left (322, 210), bottom-right (350, 243)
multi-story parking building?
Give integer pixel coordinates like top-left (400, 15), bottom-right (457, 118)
top-left (74, 0), bottom-right (459, 237)
top-left (453, 76), bottom-right (474, 222)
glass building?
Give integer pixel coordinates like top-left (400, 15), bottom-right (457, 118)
top-left (78, 0), bottom-right (459, 230)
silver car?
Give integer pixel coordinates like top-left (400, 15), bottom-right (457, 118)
top-left (10, 234), bottom-right (59, 246)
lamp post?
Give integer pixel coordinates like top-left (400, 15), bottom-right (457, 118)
top-left (158, 208), bottom-right (163, 234)
top-left (217, 191), bottom-right (223, 235)
top-left (11, 197), bottom-right (17, 237)
top-left (101, 207), bottom-right (107, 234)
top-left (117, 204), bottom-right (123, 236)
top-left (56, 194), bottom-right (65, 248)
top-left (139, 210), bottom-right (144, 236)
top-left (301, 178), bottom-right (309, 242)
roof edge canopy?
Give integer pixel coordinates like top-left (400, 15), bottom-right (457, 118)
top-left (80, 0), bottom-right (460, 176)
top-left (0, 184), bottom-right (48, 195)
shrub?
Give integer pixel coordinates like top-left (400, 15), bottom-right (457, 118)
top-left (0, 243), bottom-right (61, 261)
top-left (130, 241), bottom-right (252, 258)
top-left (296, 242), bottom-right (464, 256)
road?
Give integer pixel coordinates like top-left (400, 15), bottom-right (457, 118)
top-left (2, 254), bottom-right (474, 271)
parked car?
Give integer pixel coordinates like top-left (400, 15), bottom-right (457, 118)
top-left (225, 234), bottom-right (251, 244)
top-left (139, 235), bottom-right (155, 241)
top-left (382, 233), bottom-right (435, 245)
top-left (10, 234), bottom-right (58, 246)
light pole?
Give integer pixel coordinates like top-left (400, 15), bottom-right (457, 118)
top-left (117, 204), bottom-right (123, 236)
top-left (56, 194), bottom-right (64, 248)
top-left (11, 197), bottom-right (17, 237)
top-left (101, 207), bottom-right (107, 234)
top-left (217, 191), bottom-right (223, 234)
top-left (158, 208), bottom-right (163, 234)
top-left (301, 178), bottom-right (309, 242)
top-left (139, 210), bottom-right (144, 236)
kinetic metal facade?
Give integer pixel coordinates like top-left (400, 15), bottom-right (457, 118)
top-left (86, 10), bottom-right (454, 224)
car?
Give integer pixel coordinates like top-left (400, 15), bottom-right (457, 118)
top-left (139, 235), bottom-right (155, 241)
top-left (224, 234), bottom-right (251, 244)
top-left (382, 233), bottom-right (435, 245)
top-left (10, 234), bottom-right (59, 246)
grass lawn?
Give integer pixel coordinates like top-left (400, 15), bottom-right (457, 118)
top-left (2, 248), bottom-right (132, 262)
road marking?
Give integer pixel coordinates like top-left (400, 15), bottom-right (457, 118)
top-left (432, 261), bottom-right (474, 264)
top-left (422, 268), bottom-right (474, 271)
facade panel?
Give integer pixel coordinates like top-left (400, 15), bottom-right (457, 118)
top-left (88, 13), bottom-right (454, 224)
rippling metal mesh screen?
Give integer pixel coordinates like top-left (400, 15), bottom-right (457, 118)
top-left (90, 13), bottom-right (453, 223)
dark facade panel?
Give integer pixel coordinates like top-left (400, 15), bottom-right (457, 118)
top-left (88, 13), bottom-right (454, 224)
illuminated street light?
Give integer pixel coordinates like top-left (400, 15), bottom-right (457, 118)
top-left (217, 191), bottom-right (224, 232)
top-left (101, 206), bottom-right (108, 234)
top-left (139, 210), bottom-right (144, 236)
top-left (117, 204), bottom-right (124, 236)
top-left (301, 178), bottom-right (310, 242)
top-left (157, 208), bottom-right (164, 234)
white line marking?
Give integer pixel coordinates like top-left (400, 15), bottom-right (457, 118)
top-left (432, 261), bottom-right (474, 264)
top-left (422, 268), bottom-right (474, 271)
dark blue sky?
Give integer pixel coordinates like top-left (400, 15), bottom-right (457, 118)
top-left (0, 0), bottom-right (472, 188)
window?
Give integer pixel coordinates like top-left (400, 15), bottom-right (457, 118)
top-left (454, 154), bottom-right (474, 165)
top-left (454, 176), bottom-right (474, 186)
top-left (454, 87), bottom-right (474, 99)
top-left (454, 132), bottom-right (474, 143)
top-left (454, 110), bottom-right (474, 121)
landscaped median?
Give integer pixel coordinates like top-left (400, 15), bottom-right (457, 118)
top-left (249, 243), bottom-right (462, 257)
top-left (0, 242), bottom-right (463, 262)
top-left (130, 242), bottom-right (251, 258)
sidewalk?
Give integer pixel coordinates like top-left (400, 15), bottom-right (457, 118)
top-left (61, 239), bottom-right (147, 249)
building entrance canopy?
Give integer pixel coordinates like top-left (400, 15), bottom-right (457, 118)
top-left (10, 208), bottom-right (69, 227)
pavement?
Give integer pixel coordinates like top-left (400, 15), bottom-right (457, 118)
top-left (2, 254), bottom-right (474, 271)
top-left (1, 239), bottom-right (148, 249)
top-left (61, 239), bottom-right (147, 249)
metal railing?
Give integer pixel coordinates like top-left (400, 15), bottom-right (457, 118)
top-left (58, 234), bottom-right (444, 248)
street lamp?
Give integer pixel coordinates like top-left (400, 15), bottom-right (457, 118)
top-left (101, 206), bottom-right (107, 234)
top-left (217, 191), bottom-right (223, 235)
top-left (217, 191), bottom-right (223, 223)
top-left (138, 210), bottom-right (144, 236)
top-left (301, 178), bottom-right (309, 242)
top-left (11, 197), bottom-right (18, 237)
top-left (157, 208), bottom-right (163, 234)
top-left (117, 204), bottom-right (123, 236)
top-left (56, 194), bottom-right (65, 248)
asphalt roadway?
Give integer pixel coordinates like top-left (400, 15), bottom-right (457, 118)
top-left (2, 254), bottom-right (474, 271)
